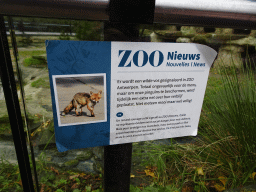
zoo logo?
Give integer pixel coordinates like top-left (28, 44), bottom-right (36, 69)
top-left (118, 50), bottom-right (164, 67)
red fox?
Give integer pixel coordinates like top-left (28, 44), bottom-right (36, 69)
top-left (62, 90), bottom-right (102, 117)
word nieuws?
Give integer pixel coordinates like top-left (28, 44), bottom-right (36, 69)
top-left (118, 50), bottom-right (201, 67)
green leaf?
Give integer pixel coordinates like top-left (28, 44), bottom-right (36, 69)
top-left (130, 185), bottom-right (141, 192)
top-left (143, 186), bottom-right (159, 192)
top-left (86, 185), bottom-right (92, 192)
top-left (56, 189), bottom-right (64, 192)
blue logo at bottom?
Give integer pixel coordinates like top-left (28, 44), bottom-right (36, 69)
top-left (116, 112), bottom-right (123, 117)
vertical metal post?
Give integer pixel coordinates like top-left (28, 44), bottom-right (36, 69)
top-left (8, 16), bottom-right (40, 192)
top-left (103, 22), bottom-right (138, 192)
top-left (103, 1), bottom-right (155, 191)
top-left (0, 15), bottom-right (35, 192)
top-left (104, 143), bottom-right (133, 192)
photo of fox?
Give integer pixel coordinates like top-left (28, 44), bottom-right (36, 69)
top-left (62, 90), bottom-right (102, 117)
top-left (53, 74), bottom-right (106, 126)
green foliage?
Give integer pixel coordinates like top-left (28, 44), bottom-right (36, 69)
top-left (58, 178), bottom-right (68, 185)
top-left (59, 30), bottom-right (71, 40)
top-left (0, 115), bottom-right (11, 134)
top-left (64, 159), bottom-right (79, 167)
top-left (73, 21), bottom-right (102, 41)
top-left (31, 78), bottom-right (50, 88)
top-left (0, 159), bottom-right (22, 192)
top-left (132, 61), bottom-right (256, 191)
top-left (19, 50), bottom-right (46, 58)
top-left (75, 150), bottom-right (93, 161)
top-left (130, 184), bottom-right (179, 192)
top-left (0, 114), bottom-right (38, 134)
top-left (130, 185), bottom-right (142, 192)
top-left (56, 189), bottom-right (64, 192)
top-left (23, 56), bottom-right (47, 67)
top-left (192, 34), bottom-right (208, 44)
top-left (198, 64), bottom-right (256, 187)
top-left (199, 74), bottom-right (224, 129)
top-left (34, 150), bottom-right (102, 191)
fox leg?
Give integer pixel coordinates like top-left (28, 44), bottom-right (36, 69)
top-left (89, 108), bottom-right (95, 117)
top-left (73, 100), bottom-right (81, 116)
top-left (87, 103), bottom-right (95, 117)
top-left (75, 107), bottom-right (80, 116)
top-left (80, 106), bottom-right (84, 115)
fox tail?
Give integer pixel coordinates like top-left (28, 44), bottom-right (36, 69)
top-left (62, 100), bottom-right (74, 115)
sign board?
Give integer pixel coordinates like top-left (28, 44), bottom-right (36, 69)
top-left (46, 40), bottom-right (217, 152)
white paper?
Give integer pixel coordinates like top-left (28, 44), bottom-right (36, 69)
top-left (110, 42), bottom-right (217, 144)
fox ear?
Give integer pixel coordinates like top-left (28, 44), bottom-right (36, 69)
top-left (90, 91), bottom-right (93, 95)
top-left (98, 90), bottom-right (102, 94)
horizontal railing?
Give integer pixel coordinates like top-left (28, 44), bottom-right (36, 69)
top-left (154, 0), bottom-right (256, 29)
top-left (1, 0), bottom-right (256, 28)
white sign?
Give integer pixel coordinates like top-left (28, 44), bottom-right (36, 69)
top-left (110, 42), bottom-right (217, 144)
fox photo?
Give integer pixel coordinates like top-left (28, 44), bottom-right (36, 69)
top-left (52, 74), bottom-right (107, 126)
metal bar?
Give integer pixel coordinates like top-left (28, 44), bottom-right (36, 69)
top-left (154, 0), bottom-right (256, 28)
top-left (1, 0), bottom-right (256, 28)
top-left (0, 15), bottom-right (35, 192)
top-left (103, 21), bottom-right (139, 192)
top-left (8, 16), bottom-right (40, 192)
top-left (104, 143), bottom-right (133, 192)
top-left (103, 1), bottom-right (145, 189)
top-left (108, 0), bottom-right (155, 24)
top-left (0, 0), bottom-right (109, 21)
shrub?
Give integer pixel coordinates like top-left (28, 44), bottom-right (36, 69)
top-left (23, 56), bottom-right (47, 67)
top-left (73, 21), bottom-right (102, 41)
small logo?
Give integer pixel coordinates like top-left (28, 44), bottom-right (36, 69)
top-left (116, 112), bottom-right (123, 117)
